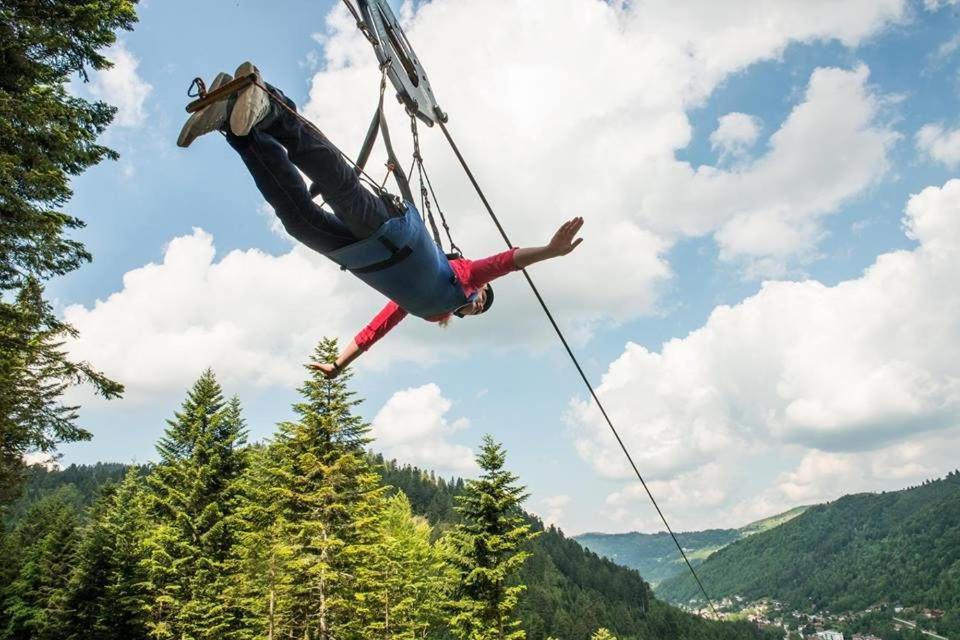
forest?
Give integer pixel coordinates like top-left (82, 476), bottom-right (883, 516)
top-left (657, 473), bottom-right (960, 637)
top-left (0, 341), bottom-right (779, 640)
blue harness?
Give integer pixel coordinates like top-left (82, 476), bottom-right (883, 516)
top-left (327, 202), bottom-right (474, 319)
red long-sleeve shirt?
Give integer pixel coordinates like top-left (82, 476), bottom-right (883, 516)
top-left (354, 248), bottom-right (519, 350)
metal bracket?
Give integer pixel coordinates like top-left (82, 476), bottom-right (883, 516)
top-left (356, 0), bottom-right (448, 126)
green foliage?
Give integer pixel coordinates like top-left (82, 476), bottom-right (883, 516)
top-left (229, 339), bottom-right (388, 639)
top-left (445, 435), bottom-right (537, 640)
top-left (591, 628), bottom-right (617, 640)
top-left (141, 370), bottom-right (248, 640)
top-left (575, 507), bottom-right (808, 587)
top-left (357, 492), bottom-right (451, 638)
top-left (2, 462), bottom-right (133, 527)
top-left (574, 528), bottom-right (739, 586)
top-left (0, 0), bottom-right (135, 507)
top-left (658, 472), bottom-right (960, 638)
top-left (0, 488), bottom-right (80, 639)
top-left (0, 352), bottom-right (785, 640)
top-left (59, 468), bottom-right (149, 639)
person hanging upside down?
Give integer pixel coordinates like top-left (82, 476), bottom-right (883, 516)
top-left (178, 62), bottom-right (584, 377)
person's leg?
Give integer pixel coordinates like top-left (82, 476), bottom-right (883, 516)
top-left (257, 86), bottom-right (395, 239)
top-left (225, 125), bottom-right (356, 255)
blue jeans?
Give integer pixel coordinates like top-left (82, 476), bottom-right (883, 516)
top-left (226, 86), bottom-right (393, 254)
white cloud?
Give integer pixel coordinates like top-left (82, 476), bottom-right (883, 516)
top-left (571, 179), bottom-right (960, 530)
top-left (916, 123), bottom-right (960, 168)
top-left (604, 428), bottom-right (960, 532)
top-left (651, 66), bottom-right (897, 275)
top-left (23, 452), bottom-right (59, 470)
top-left (533, 494), bottom-right (572, 527)
top-left (370, 384), bottom-right (477, 474)
top-left (924, 0), bottom-right (960, 9)
top-left (710, 112), bottom-right (762, 161)
top-left (63, 228), bottom-right (458, 400)
top-left (88, 41), bottom-right (153, 128)
top-left (65, 0), bottom-right (912, 400)
top-left (303, 0), bottom-right (902, 295)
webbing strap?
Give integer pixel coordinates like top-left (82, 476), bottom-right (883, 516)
top-left (340, 236), bottom-right (413, 274)
top-left (375, 70), bottom-right (414, 204)
top-left (347, 245), bottom-right (413, 274)
top-left (356, 107), bottom-right (382, 175)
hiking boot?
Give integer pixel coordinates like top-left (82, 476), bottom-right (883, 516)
top-left (177, 72), bottom-right (233, 148)
top-left (229, 61), bottom-right (271, 136)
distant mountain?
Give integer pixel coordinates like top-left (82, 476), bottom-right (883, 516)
top-left (656, 473), bottom-right (960, 636)
top-left (574, 507), bottom-right (808, 586)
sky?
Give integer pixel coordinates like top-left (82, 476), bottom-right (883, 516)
top-left (45, 0), bottom-right (960, 536)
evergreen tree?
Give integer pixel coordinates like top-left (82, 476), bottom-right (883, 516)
top-left (141, 370), bottom-right (248, 640)
top-left (231, 339), bottom-right (385, 639)
top-left (60, 467), bottom-right (149, 640)
top-left (446, 436), bottom-right (537, 640)
top-left (0, 488), bottom-right (80, 639)
top-left (0, 0), bottom-right (134, 507)
top-left (227, 444), bottom-right (300, 640)
top-left (590, 629), bottom-right (617, 640)
top-left (358, 492), bottom-right (451, 638)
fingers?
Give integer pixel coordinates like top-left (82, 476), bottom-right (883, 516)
top-left (560, 217), bottom-right (584, 237)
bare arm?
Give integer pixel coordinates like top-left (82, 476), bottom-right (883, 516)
top-left (308, 302), bottom-right (408, 379)
top-left (309, 339), bottom-right (363, 379)
top-left (513, 217), bottom-right (584, 269)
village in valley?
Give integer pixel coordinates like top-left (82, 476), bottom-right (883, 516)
top-left (682, 596), bottom-right (949, 640)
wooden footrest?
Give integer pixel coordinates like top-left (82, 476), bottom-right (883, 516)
top-left (185, 73), bottom-right (257, 113)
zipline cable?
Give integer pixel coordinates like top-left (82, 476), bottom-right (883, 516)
top-left (436, 119), bottom-right (720, 619)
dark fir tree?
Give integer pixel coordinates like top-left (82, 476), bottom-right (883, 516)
top-left (446, 435), bottom-right (537, 640)
top-left (0, 0), bottom-right (135, 507)
top-left (60, 467), bottom-right (149, 640)
top-left (141, 370), bottom-right (248, 640)
top-left (0, 488), bottom-right (81, 639)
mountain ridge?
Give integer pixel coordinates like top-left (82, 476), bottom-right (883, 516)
top-left (574, 506), bottom-right (808, 586)
top-left (656, 473), bottom-right (960, 637)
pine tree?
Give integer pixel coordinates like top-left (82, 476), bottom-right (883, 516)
top-left (60, 468), bottom-right (149, 640)
top-left (590, 628), bottom-right (617, 640)
top-left (227, 444), bottom-right (300, 640)
top-left (0, 0), bottom-right (134, 507)
top-left (446, 436), bottom-right (537, 640)
top-left (232, 339), bottom-right (385, 639)
top-left (357, 492), bottom-right (451, 638)
top-left (141, 370), bottom-right (248, 640)
top-left (0, 488), bottom-right (80, 639)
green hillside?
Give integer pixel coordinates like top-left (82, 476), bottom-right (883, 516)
top-left (4, 460), bottom-right (777, 640)
top-left (574, 507), bottom-right (807, 586)
top-left (657, 473), bottom-right (960, 635)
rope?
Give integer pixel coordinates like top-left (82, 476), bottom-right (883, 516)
top-left (340, 0), bottom-right (378, 46)
top-left (435, 119), bottom-right (721, 619)
top-left (246, 76), bottom-right (388, 197)
top-left (410, 116), bottom-right (461, 256)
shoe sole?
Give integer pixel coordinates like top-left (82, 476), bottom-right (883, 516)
top-left (230, 62), bottom-right (270, 136)
top-left (177, 72), bottom-right (232, 148)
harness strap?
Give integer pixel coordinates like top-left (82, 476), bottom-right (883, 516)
top-left (340, 235), bottom-right (413, 274)
top-left (375, 71), bottom-right (415, 204)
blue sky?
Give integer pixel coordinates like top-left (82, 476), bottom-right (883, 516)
top-left (50, 0), bottom-right (960, 535)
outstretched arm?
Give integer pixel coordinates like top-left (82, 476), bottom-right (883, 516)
top-left (310, 339), bottom-right (363, 379)
top-left (309, 301), bottom-right (408, 379)
top-left (513, 217), bottom-right (584, 269)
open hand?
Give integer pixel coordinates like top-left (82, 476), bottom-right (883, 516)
top-left (547, 217), bottom-right (584, 257)
top-left (308, 362), bottom-right (339, 379)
